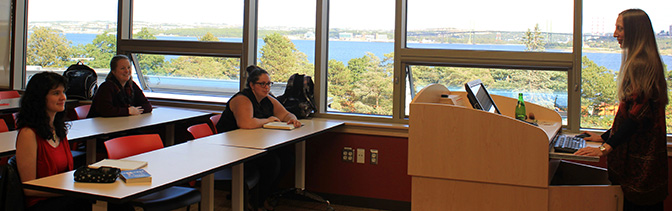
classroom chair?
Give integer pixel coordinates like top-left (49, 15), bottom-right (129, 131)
top-left (209, 114), bottom-right (221, 133)
top-left (187, 123), bottom-right (213, 139)
top-left (104, 134), bottom-right (201, 211)
top-left (0, 119), bottom-right (8, 132)
top-left (1, 156), bottom-right (25, 211)
top-left (0, 91), bottom-right (20, 99)
top-left (73, 105), bottom-right (91, 120)
top-left (186, 123), bottom-right (260, 209)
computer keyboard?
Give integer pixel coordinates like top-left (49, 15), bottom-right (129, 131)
top-left (552, 134), bottom-right (586, 153)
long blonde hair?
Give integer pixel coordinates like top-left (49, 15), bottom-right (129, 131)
top-left (616, 9), bottom-right (668, 106)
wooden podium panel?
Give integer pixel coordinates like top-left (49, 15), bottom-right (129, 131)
top-left (408, 84), bottom-right (622, 210)
top-left (409, 103), bottom-right (550, 188)
top-left (412, 177), bottom-right (548, 211)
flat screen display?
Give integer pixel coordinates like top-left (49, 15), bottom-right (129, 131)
top-left (464, 79), bottom-right (500, 114)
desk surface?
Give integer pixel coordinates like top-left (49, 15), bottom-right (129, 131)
top-left (0, 98), bottom-right (20, 112)
top-left (23, 141), bottom-right (264, 203)
top-left (194, 118), bottom-right (345, 150)
top-left (0, 107), bottom-right (211, 157)
top-left (68, 107), bottom-right (209, 136)
top-left (0, 131), bottom-right (17, 156)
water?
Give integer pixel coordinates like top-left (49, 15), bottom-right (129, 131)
top-left (63, 33), bottom-right (671, 72)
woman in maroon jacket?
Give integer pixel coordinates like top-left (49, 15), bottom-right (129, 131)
top-left (575, 9), bottom-right (668, 210)
top-left (88, 55), bottom-right (152, 117)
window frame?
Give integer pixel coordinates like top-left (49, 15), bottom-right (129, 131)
top-left (10, 0), bottom-right (592, 132)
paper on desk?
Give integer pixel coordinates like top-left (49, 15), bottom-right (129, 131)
top-left (89, 159), bottom-right (148, 171)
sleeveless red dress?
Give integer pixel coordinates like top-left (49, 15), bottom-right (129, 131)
top-left (20, 128), bottom-right (74, 208)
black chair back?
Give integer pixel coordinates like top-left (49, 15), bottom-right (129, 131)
top-left (1, 156), bottom-right (25, 211)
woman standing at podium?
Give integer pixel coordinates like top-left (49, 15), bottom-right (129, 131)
top-left (575, 9), bottom-right (668, 210)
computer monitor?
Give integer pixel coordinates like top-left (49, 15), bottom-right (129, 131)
top-left (464, 79), bottom-right (501, 114)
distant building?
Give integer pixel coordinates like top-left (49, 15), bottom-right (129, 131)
top-left (304, 31), bottom-right (315, 39)
top-left (591, 17), bottom-right (605, 35)
top-left (375, 34), bottom-right (388, 41)
top-left (339, 32), bottom-right (353, 40)
top-left (364, 35), bottom-right (375, 41)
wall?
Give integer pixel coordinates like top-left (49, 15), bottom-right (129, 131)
top-left (305, 132), bottom-right (411, 202)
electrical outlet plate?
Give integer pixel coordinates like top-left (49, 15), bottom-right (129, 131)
top-left (342, 147), bottom-right (354, 162)
top-left (370, 149), bottom-right (378, 165)
top-left (356, 148), bottom-right (365, 164)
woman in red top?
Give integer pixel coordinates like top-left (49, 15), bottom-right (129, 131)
top-left (15, 72), bottom-right (90, 211)
top-left (575, 9), bottom-right (668, 210)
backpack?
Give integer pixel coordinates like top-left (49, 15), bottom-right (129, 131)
top-left (63, 61), bottom-right (98, 100)
top-left (276, 73), bottom-right (315, 119)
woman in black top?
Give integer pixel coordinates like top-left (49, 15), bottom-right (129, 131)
top-left (216, 65), bottom-right (301, 133)
top-left (216, 65), bottom-right (301, 211)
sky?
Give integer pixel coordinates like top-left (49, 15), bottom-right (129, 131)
top-left (27, 0), bottom-right (672, 33)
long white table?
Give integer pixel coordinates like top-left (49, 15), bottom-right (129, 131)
top-left (0, 98), bottom-right (20, 112)
top-left (23, 141), bottom-right (265, 211)
top-left (0, 130), bottom-right (17, 157)
top-left (68, 107), bottom-right (211, 163)
top-left (192, 118), bottom-right (345, 211)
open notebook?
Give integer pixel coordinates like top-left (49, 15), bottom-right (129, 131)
top-left (89, 159), bottom-right (148, 171)
top-left (263, 121), bottom-right (300, 130)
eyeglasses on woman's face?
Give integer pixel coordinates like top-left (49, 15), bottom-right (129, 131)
top-left (254, 82), bottom-right (273, 87)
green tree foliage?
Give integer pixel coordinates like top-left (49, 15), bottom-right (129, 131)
top-left (134, 28), bottom-right (166, 75)
top-left (26, 27), bottom-right (72, 67)
top-left (581, 56), bottom-right (617, 114)
top-left (73, 31), bottom-right (116, 69)
top-left (329, 53), bottom-right (393, 115)
top-left (199, 32), bottom-right (219, 42)
top-left (164, 33), bottom-right (240, 80)
top-left (523, 24), bottom-right (545, 51)
top-left (259, 33), bottom-right (312, 81)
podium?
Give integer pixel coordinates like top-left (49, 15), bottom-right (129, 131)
top-left (408, 84), bottom-right (623, 210)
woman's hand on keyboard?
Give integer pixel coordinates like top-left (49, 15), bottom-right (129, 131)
top-left (581, 131), bottom-right (603, 142)
top-left (574, 147), bottom-right (602, 156)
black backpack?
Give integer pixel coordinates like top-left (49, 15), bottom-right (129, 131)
top-left (276, 73), bottom-right (315, 119)
top-left (63, 62), bottom-right (98, 100)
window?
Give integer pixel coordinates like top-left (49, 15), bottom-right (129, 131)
top-left (581, 0), bottom-right (672, 132)
top-left (132, 0), bottom-right (244, 42)
top-left (25, 0), bottom-right (117, 85)
top-left (327, 0), bottom-right (395, 116)
top-left (406, 0), bottom-right (573, 52)
top-left (133, 53), bottom-right (240, 97)
top-left (406, 65), bottom-right (568, 123)
top-left (256, 0), bottom-right (315, 87)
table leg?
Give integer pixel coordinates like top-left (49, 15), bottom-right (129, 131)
top-left (232, 163), bottom-right (244, 211)
top-left (86, 138), bottom-right (97, 164)
top-left (295, 141), bottom-right (306, 189)
top-left (164, 124), bottom-right (175, 146)
top-left (92, 200), bottom-right (107, 211)
top-left (202, 173), bottom-right (215, 211)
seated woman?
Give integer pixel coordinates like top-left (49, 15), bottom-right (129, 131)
top-left (216, 65), bottom-right (301, 211)
top-left (15, 72), bottom-right (91, 211)
top-left (88, 55), bottom-right (152, 117)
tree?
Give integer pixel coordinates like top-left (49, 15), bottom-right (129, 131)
top-left (133, 28), bottom-right (166, 75)
top-left (259, 33), bottom-right (312, 81)
top-left (165, 32), bottom-right (240, 80)
top-left (580, 56), bottom-right (617, 128)
top-left (26, 27), bottom-right (72, 67)
top-left (199, 32), bottom-right (219, 42)
top-left (73, 31), bottom-right (116, 69)
top-left (330, 52), bottom-right (393, 115)
top-left (523, 24), bottom-right (545, 51)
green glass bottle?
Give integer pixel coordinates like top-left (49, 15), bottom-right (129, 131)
top-left (515, 93), bottom-right (526, 120)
